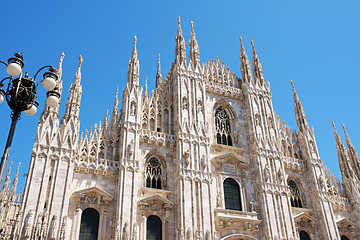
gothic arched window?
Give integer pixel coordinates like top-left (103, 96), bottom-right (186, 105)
top-left (146, 157), bottom-right (165, 189)
top-left (79, 208), bottom-right (99, 240)
top-left (288, 179), bottom-right (303, 208)
top-left (299, 231), bottom-right (310, 240)
top-left (341, 235), bottom-right (350, 240)
top-left (215, 107), bottom-right (232, 146)
top-left (223, 178), bottom-right (242, 211)
top-left (146, 215), bottom-right (162, 240)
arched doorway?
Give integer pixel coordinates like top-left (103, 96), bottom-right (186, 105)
top-left (299, 230), bottom-right (310, 240)
top-left (146, 215), bottom-right (162, 240)
top-left (79, 208), bottom-right (100, 240)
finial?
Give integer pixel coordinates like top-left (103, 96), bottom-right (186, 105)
top-left (145, 76), bottom-right (148, 96)
top-left (134, 35), bottom-right (137, 46)
top-left (190, 21), bottom-right (196, 39)
top-left (239, 36), bottom-right (243, 45)
top-left (7, 161), bottom-right (13, 177)
top-left (290, 80), bottom-right (295, 90)
top-left (14, 162), bottom-right (20, 178)
top-left (332, 121), bottom-right (336, 130)
top-left (78, 55), bottom-right (83, 69)
top-left (59, 52), bottom-right (65, 65)
top-left (158, 53), bottom-right (160, 62)
top-left (342, 124), bottom-right (347, 135)
top-left (178, 16), bottom-right (181, 25)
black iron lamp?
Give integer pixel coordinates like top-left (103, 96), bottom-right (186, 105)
top-left (0, 53), bottom-right (60, 184)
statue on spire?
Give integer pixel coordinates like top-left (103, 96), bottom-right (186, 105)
top-left (175, 17), bottom-right (186, 64)
top-left (189, 21), bottom-right (200, 64)
top-left (251, 40), bottom-right (265, 87)
top-left (156, 54), bottom-right (162, 88)
top-left (127, 36), bottom-right (140, 87)
top-left (240, 37), bottom-right (253, 84)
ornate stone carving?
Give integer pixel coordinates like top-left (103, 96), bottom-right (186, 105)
top-left (59, 216), bottom-right (67, 240)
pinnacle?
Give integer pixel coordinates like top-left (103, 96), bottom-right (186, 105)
top-left (342, 123), bottom-right (348, 136)
top-left (157, 54), bottom-right (161, 71)
top-left (57, 52), bottom-right (65, 72)
top-left (78, 55), bottom-right (83, 71)
top-left (190, 21), bottom-right (196, 39)
top-left (332, 121), bottom-right (336, 130)
top-left (132, 36), bottom-right (138, 59)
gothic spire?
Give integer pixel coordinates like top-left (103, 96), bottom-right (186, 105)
top-left (145, 77), bottom-right (148, 97)
top-left (9, 162), bottom-right (20, 201)
top-left (1, 161), bottom-right (12, 194)
top-left (239, 37), bottom-right (253, 84)
top-left (127, 36), bottom-right (140, 87)
top-left (342, 124), bottom-right (360, 179)
top-left (156, 54), bottom-right (162, 88)
top-left (61, 55), bottom-right (83, 122)
top-left (188, 21), bottom-right (200, 65)
top-left (291, 81), bottom-right (309, 134)
top-left (40, 52), bottom-right (65, 116)
top-left (333, 122), bottom-right (353, 179)
top-left (251, 40), bottom-right (265, 87)
top-left (56, 52), bottom-right (65, 80)
top-left (175, 17), bottom-right (186, 64)
top-left (110, 87), bottom-right (119, 130)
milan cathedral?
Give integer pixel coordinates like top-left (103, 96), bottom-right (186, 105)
top-left (0, 18), bottom-right (359, 240)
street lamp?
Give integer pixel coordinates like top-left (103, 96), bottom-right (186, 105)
top-left (0, 53), bottom-right (60, 184)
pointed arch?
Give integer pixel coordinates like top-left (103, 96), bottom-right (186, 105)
top-left (145, 150), bottom-right (167, 189)
top-left (287, 176), bottom-right (305, 208)
top-left (213, 99), bottom-right (236, 146)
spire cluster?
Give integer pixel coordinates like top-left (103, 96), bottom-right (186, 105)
top-left (332, 122), bottom-right (360, 181)
top-left (291, 81), bottom-right (309, 134)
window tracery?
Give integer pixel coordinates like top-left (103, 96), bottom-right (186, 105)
top-left (215, 107), bottom-right (232, 146)
top-left (145, 157), bottom-right (165, 189)
top-left (288, 179), bottom-right (303, 208)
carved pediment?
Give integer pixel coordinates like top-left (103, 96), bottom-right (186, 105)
top-left (213, 152), bottom-right (248, 165)
top-left (73, 186), bottom-right (113, 204)
top-left (293, 212), bottom-right (317, 224)
top-left (212, 151), bottom-right (248, 174)
top-left (138, 194), bottom-right (174, 209)
top-left (336, 217), bottom-right (357, 230)
top-left (138, 194), bottom-right (174, 220)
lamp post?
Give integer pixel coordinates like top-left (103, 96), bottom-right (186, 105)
top-left (0, 53), bottom-right (60, 184)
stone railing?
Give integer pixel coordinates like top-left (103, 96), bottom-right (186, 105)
top-left (140, 129), bottom-right (176, 147)
top-left (283, 157), bottom-right (306, 171)
top-left (215, 208), bottom-right (261, 232)
top-left (74, 158), bottom-right (119, 176)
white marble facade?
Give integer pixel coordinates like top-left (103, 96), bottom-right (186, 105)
top-left (2, 18), bottom-right (360, 240)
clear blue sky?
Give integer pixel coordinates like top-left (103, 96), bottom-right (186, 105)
top-left (0, 0), bottom-right (359, 193)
